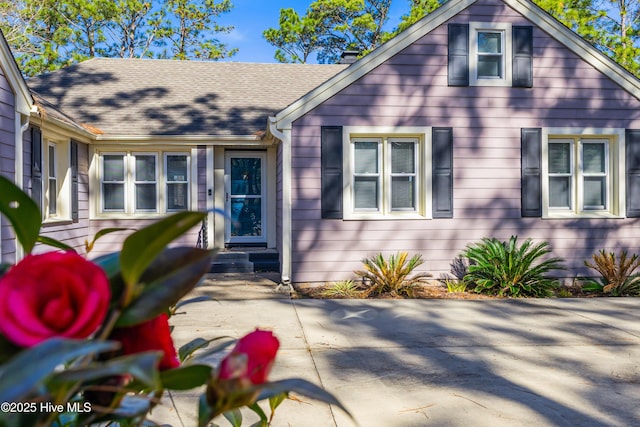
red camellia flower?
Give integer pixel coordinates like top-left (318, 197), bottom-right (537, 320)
top-left (110, 313), bottom-right (180, 371)
top-left (0, 251), bottom-right (111, 347)
top-left (218, 329), bottom-right (280, 385)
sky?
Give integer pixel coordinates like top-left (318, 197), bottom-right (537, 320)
top-left (215, 0), bottom-right (410, 63)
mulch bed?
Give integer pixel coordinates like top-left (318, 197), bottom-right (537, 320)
top-left (291, 282), bottom-right (601, 300)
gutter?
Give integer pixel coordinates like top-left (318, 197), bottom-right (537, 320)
top-left (13, 108), bottom-right (34, 262)
top-left (268, 116), bottom-right (292, 287)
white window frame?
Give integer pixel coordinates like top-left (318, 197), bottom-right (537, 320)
top-left (542, 128), bottom-right (625, 218)
top-left (164, 152), bottom-right (190, 212)
top-left (343, 126), bottom-right (431, 220)
top-left (42, 138), bottom-right (71, 222)
top-left (101, 152), bottom-right (127, 213)
top-left (132, 152), bottom-right (158, 213)
top-left (47, 142), bottom-right (57, 216)
top-left (469, 22), bottom-right (512, 87)
top-left (98, 150), bottom-right (193, 217)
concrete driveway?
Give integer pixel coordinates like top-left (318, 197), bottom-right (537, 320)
top-left (151, 275), bottom-right (640, 427)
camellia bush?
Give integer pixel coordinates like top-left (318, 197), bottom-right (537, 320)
top-left (0, 175), bottom-right (348, 426)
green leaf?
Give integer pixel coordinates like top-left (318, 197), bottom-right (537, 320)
top-left (86, 227), bottom-right (134, 253)
top-left (0, 175), bottom-right (41, 254)
top-left (248, 402), bottom-right (268, 426)
top-left (175, 295), bottom-right (216, 310)
top-left (36, 235), bottom-right (76, 252)
top-left (269, 392), bottom-right (287, 413)
top-left (49, 352), bottom-right (161, 389)
top-left (160, 364), bottom-right (212, 390)
top-left (179, 337), bottom-right (212, 362)
top-left (115, 247), bottom-right (212, 326)
top-left (120, 211), bottom-right (206, 287)
top-left (0, 338), bottom-right (118, 403)
top-left (223, 408), bottom-right (242, 427)
top-left (199, 394), bottom-right (215, 427)
top-left (256, 379), bottom-right (352, 420)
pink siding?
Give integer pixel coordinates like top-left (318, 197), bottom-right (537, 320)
top-left (288, 0), bottom-right (640, 283)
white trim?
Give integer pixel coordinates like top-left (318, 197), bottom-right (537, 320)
top-left (206, 147), bottom-right (215, 246)
top-left (163, 152), bottom-right (191, 212)
top-left (469, 21), bottom-right (512, 86)
top-left (190, 148), bottom-right (198, 211)
top-left (0, 33), bottom-right (32, 115)
top-left (274, 0), bottom-right (640, 129)
top-left (541, 127), bottom-right (625, 218)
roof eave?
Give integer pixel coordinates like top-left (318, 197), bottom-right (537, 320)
top-left (272, 0), bottom-right (478, 129)
top-left (0, 33), bottom-right (33, 114)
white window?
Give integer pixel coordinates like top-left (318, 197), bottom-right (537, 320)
top-left (543, 129), bottom-right (624, 218)
top-left (469, 22), bottom-right (512, 86)
top-left (133, 153), bottom-right (158, 212)
top-left (165, 153), bottom-right (190, 211)
top-left (99, 151), bottom-right (191, 216)
top-left (344, 127), bottom-right (430, 219)
top-left (48, 143), bottom-right (57, 215)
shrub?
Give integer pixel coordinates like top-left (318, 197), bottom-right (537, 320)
top-left (444, 278), bottom-right (467, 293)
top-left (462, 236), bottom-right (563, 297)
top-left (355, 252), bottom-right (431, 297)
top-left (583, 250), bottom-right (640, 296)
top-left (320, 280), bottom-right (363, 298)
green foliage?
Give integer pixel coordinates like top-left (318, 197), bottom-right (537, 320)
top-left (0, 0), bottom-right (237, 76)
top-left (355, 252), bottom-right (430, 297)
top-left (444, 278), bottom-right (467, 293)
top-left (320, 279), bottom-right (362, 298)
top-left (263, 0), bottom-right (393, 63)
top-left (462, 236), bottom-right (563, 297)
top-left (583, 249), bottom-right (640, 296)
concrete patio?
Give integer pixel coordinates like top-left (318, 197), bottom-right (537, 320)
top-left (150, 274), bottom-right (640, 427)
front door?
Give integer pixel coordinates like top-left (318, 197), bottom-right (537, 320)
top-left (225, 152), bottom-right (267, 245)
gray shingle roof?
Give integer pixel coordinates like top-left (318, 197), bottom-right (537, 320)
top-left (27, 58), bottom-right (347, 137)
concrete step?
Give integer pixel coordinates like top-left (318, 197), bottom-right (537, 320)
top-left (209, 250), bottom-right (280, 273)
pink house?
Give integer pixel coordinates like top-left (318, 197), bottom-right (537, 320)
top-left (4, 0), bottom-right (640, 285)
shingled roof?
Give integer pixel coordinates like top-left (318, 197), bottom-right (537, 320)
top-left (27, 58), bottom-right (347, 137)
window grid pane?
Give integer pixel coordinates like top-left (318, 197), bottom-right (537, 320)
top-left (477, 31), bottom-right (503, 78)
top-left (134, 154), bottom-right (157, 212)
top-left (390, 141), bottom-right (417, 211)
top-left (48, 145), bottom-right (56, 215)
top-left (581, 140), bottom-right (608, 210)
top-left (166, 154), bottom-right (189, 211)
top-left (103, 155), bottom-right (125, 212)
top-left (548, 141), bottom-right (573, 210)
top-left (353, 141), bottom-right (381, 211)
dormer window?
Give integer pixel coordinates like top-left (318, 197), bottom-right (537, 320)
top-left (469, 22), bottom-right (512, 86)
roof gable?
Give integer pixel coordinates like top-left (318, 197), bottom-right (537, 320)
top-left (273, 0), bottom-right (640, 129)
top-left (0, 32), bottom-right (32, 114)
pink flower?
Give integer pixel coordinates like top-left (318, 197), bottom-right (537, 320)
top-left (110, 313), bottom-right (180, 371)
top-left (0, 252), bottom-right (111, 347)
top-left (218, 329), bottom-right (280, 385)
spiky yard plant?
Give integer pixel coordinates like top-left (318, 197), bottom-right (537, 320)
top-left (320, 280), bottom-right (363, 298)
top-left (462, 236), bottom-right (563, 297)
top-left (355, 252), bottom-right (431, 298)
top-left (583, 250), bottom-right (640, 296)
top-left (444, 279), bottom-right (467, 293)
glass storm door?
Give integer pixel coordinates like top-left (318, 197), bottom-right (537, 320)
top-left (225, 152), bottom-right (267, 244)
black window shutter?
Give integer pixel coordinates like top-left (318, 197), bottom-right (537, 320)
top-left (513, 26), bottom-right (533, 88)
top-left (71, 140), bottom-right (79, 222)
top-left (448, 24), bottom-right (469, 86)
top-left (321, 126), bottom-right (343, 219)
top-left (626, 130), bottom-right (640, 217)
top-left (521, 128), bottom-right (542, 217)
top-left (432, 127), bottom-right (453, 218)
top-left (30, 126), bottom-right (42, 214)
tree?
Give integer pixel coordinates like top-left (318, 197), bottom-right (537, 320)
top-left (0, 0), bottom-right (237, 76)
top-left (263, 0), bottom-right (393, 63)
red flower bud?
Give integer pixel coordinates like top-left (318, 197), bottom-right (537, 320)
top-left (110, 313), bottom-right (180, 371)
top-left (0, 252), bottom-right (110, 347)
top-left (218, 329), bottom-right (279, 385)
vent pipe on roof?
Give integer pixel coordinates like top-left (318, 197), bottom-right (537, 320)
top-left (339, 50), bottom-right (359, 64)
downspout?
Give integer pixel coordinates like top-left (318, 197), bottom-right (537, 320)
top-left (268, 116), bottom-right (292, 286)
top-left (13, 111), bottom-right (31, 262)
